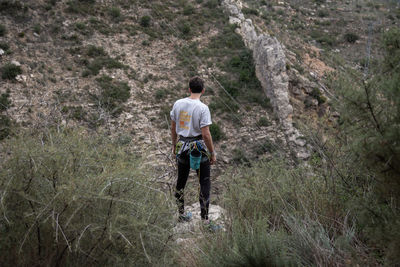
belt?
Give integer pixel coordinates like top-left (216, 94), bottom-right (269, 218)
top-left (179, 135), bottom-right (202, 142)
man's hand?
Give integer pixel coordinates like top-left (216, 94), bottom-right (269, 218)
top-left (210, 154), bottom-right (216, 165)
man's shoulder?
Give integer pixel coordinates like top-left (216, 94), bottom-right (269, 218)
top-left (174, 98), bottom-right (188, 105)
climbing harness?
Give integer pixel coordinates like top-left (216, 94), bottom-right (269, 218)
top-left (175, 135), bottom-right (210, 168)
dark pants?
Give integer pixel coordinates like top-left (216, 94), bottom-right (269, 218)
top-left (175, 152), bottom-right (210, 220)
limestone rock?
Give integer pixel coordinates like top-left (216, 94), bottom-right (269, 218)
top-left (15, 75), bottom-right (27, 83)
top-left (11, 60), bottom-right (21, 66)
top-left (0, 49), bottom-right (4, 56)
top-left (173, 203), bottom-right (226, 236)
top-left (222, 0), bottom-right (311, 160)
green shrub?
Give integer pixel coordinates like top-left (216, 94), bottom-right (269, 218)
top-left (74, 22), bottom-right (86, 31)
top-left (257, 116), bottom-right (270, 127)
top-left (65, 0), bottom-right (95, 14)
top-left (155, 89), bottom-right (168, 100)
top-left (95, 75), bottom-right (130, 115)
top-left (310, 88), bottom-right (326, 105)
top-left (33, 24), bottom-right (41, 34)
top-left (82, 46), bottom-right (125, 76)
top-left (344, 32), bottom-right (359, 43)
top-left (179, 22), bottom-right (191, 36)
top-left (1, 63), bottom-right (22, 80)
top-left (232, 148), bottom-right (250, 166)
top-left (204, 0), bottom-right (218, 8)
top-left (0, 42), bottom-right (9, 52)
top-left (209, 123), bottom-right (224, 142)
top-left (0, 129), bottom-right (175, 266)
top-left (61, 106), bottom-right (85, 120)
top-left (0, 91), bottom-right (11, 111)
top-left (0, 114), bottom-right (11, 140)
top-left (242, 7), bottom-right (259, 16)
top-left (109, 6), bottom-right (121, 20)
top-left (383, 27), bottom-right (400, 69)
top-left (86, 45), bottom-right (106, 57)
top-left (310, 30), bottom-right (336, 46)
top-left (183, 4), bottom-right (195, 15)
top-left (0, 0), bottom-right (23, 14)
top-left (140, 16), bottom-right (151, 27)
top-left (196, 160), bottom-right (373, 266)
top-left (0, 24), bottom-right (6, 36)
top-left (317, 9), bottom-right (329, 17)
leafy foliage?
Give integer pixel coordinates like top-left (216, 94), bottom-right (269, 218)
top-left (95, 75), bottom-right (130, 115)
top-left (1, 63), bottom-right (22, 80)
top-left (332, 27), bottom-right (400, 264)
top-left (0, 130), bottom-right (175, 266)
top-left (0, 24), bottom-right (6, 36)
top-left (209, 122), bottom-right (224, 142)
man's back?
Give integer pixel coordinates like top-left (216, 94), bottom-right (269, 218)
top-left (170, 97), bottom-right (211, 138)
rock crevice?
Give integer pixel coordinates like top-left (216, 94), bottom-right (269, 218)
top-left (222, 0), bottom-right (310, 160)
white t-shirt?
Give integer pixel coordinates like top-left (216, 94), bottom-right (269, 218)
top-left (170, 97), bottom-right (212, 137)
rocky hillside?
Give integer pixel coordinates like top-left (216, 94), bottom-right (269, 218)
top-left (1, 0), bottom-right (399, 196)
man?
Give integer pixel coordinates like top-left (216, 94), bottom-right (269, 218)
top-left (170, 76), bottom-right (216, 223)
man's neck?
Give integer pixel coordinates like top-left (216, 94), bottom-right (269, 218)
top-left (189, 93), bottom-right (201, 100)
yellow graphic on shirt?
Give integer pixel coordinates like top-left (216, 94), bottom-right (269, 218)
top-left (179, 111), bottom-right (191, 130)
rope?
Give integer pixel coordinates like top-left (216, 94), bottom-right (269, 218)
top-left (151, 3), bottom-right (289, 159)
top-left (150, 1), bottom-right (295, 214)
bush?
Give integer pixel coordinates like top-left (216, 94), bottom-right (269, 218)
top-left (179, 22), bottom-right (191, 36)
top-left (95, 75), bottom-right (130, 115)
top-left (209, 123), bottom-right (224, 142)
top-left (344, 32), bottom-right (359, 43)
top-left (183, 4), bottom-right (195, 15)
top-left (310, 87), bottom-right (326, 105)
top-left (0, 129), bottom-right (175, 266)
top-left (204, 0), bottom-right (218, 9)
top-left (86, 45), bottom-right (106, 57)
top-left (242, 7), bottom-right (259, 16)
top-left (0, 114), bottom-right (11, 140)
top-left (65, 0), bottom-right (96, 14)
top-left (1, 63), bottom-right (22, 80)
top-left (196, 160), bottom-right (372, 266)
top-left (0, 0), bottom-right (23, 14)
top-left (317, 9), bottom-right (329, 17)
top-left (0, 42), bottom-right (9, 53)
top-left (33, 24), bottom-right (41, 34)
top-left (257, 116), bottom-right (270, 127)
top-left (232, 148), bottom-right (250, 166)
top-left (109, 7), bottom-right (121, 20)
top-left (310, 30), bottom-right (336, 46)
top-left (82, 46), bottom-right (125, 76)
top-left (0, 91), bottom-right (11, 111)
top-left (0, 24), bottom-right (6, 36)
top-left (140, 16), bottom-right (151, 27)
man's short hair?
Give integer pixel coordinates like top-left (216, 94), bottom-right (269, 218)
top-left (189, 77), bottom-right (204, 93)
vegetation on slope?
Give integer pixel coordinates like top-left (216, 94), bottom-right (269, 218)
top-left (0, 129), bottom-right (175, 266)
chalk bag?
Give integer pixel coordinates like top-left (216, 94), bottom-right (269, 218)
top-left (190, 148), bottom-right (202, 170)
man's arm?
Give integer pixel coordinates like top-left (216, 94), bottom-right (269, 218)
top-left (201, 125), bottom-right (216, 165)
top-left (171, 120), bottom-right (178, 155)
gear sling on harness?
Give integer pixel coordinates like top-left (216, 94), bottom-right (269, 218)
top-left (189, 142), bottom-right (202, 170)
top-left (176, 135), bottom-right (208, 170)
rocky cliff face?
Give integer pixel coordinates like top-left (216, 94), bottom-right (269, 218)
top-left (222, 0), bottom-right (311, 160)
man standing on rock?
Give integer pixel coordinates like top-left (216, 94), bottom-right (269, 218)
top-left (170, 76), bottom-right (216, 224)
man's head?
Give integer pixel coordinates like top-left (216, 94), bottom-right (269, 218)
top-left (189, 76), bottom-right (204, 94)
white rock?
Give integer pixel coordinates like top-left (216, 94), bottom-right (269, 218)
top-left (33, 32), bottom-right (39, 37)
top-left (11, 60), bottom-right (21, 66)
top-left (173, 203), bottom-right (226, 236)
top-left (0, 49), bottom-right (4, 56)
top-left (15, 75), bottom-right (27, 83)
top-left (222, 0), bottom-right (311, 160)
